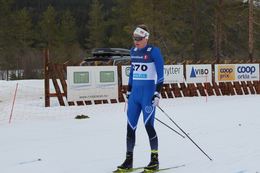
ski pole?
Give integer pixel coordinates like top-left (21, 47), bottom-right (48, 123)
top-left (157, 106), bottom-right (213, 161)
top-left (155, 117), bottom-right (185, 138)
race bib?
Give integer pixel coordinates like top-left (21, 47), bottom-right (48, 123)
top-left (132, 62), bottom-right (157, 81)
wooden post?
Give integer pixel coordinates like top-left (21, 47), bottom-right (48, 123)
top-left (117, 65), bottom-right (125, 103)
top-left (55, 64), bottom-right (67, 96)
top-left (44, 48), bottom-right (50, 107)
top-left (50, 63), bottom-right (65, 106)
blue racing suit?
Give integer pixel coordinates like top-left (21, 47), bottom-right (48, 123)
top-left (126, 45), bottom-right (164, 153)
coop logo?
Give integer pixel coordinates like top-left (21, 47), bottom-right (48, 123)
top-left (220, 68), bottom-right (233, 73)
top-left (237, 66), bottom-right (256, 74)
top-left (237, 65), bottom-right (257, 80)
top-left (190, 67), bottom-right (209, 78)
top-left (218, 65), bottom-right (235, 81)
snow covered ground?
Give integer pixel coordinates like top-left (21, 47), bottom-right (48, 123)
top-left (0, 80), bottom-right (260, 173)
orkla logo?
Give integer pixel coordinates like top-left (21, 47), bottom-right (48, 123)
top-left (144, 55), bottom-right (149, 60)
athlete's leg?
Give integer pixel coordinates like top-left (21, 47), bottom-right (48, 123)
top-left (143, 107), bottom-right (158, 151)
top-left (126, 95), bottom-right (141, 152)
top-left (118, 92), bottom-right (142, 169)
top-left (141, 89), bottom-right (158, 151)
top-left (142, 96), bottom-right (159, 170)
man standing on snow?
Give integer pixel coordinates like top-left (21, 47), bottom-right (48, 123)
top-left (117, 24), bottom-right (164, 172)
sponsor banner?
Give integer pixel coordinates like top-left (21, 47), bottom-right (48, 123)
top-left (67, 66), bottom-right (118, 101)
top-left (164, 65), bottom-right (184, 84)
top-left (215, 64), bottom-right (236, 82)
top-left (121, 65), bottom-right (184, 85)
top-left (236, 64), bottom-right (259, 81)
top-left (215, 64), bottom-right (259, 82)
top-left (186, 64), bottom-right (212, 83)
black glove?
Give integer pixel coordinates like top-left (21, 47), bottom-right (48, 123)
top-left (152, 91), bottom-right (160, 106)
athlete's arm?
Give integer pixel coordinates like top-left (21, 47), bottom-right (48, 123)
top-left (127, 52), bottom-right (134, 92)
top-left (152, 47), bottom-right (164, 92)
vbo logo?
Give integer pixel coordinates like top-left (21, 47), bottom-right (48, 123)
top-left (190, 67), bottom-right (209, 78)
top-left (186, 64), bottom-right (212, 83)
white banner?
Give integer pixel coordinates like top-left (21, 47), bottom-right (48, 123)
top-left (121, 65), bottom-right (184, 85)
top-left (215, 64), bottom-right (260, 82)
top-left (164, 65), bottom-right (184, 84)
top-left (121, 65), bottom-right (131, 86)
top-left (186, 64), bottom-right (212, 83)
top-left (67, 66), bottom-right (118, 101)
top-left (235, 64), bottom-right (259, 81)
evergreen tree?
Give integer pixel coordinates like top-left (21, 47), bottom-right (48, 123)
top-left (0, 0), bottom-right (16, 72)
top-left (39, 5), bottom-right (59, 48)
top-left (38, 5), bottom-right (61, 62)
top-left (128, 0), bottom-right (174, 59)
top-left (0, 0), bottom-right (260, 67)
top-left (108, 0), bottom-right (132, 48)
top-left (57, 10), bottom-right (82, 63)
top-left (14, 8), bottom-right (33, 49)
top-left (59, 10), bottom-right (77, 44)
top-left (14, 8), bottom-right (34, 78)
top-left (85, 0), bottom-right (106, 49)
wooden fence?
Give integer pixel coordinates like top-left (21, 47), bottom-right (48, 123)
top-left (44, 59), bottom-right (260, 107)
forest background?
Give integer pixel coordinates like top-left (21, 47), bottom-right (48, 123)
top-left (0, 0), bottom-right (260, 79)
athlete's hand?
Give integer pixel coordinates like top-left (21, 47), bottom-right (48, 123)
top-left (152, 91), bottom-right (160, 106)
top-left (126, 91), bottom-right (131, 102)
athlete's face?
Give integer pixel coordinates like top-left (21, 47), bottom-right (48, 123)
top-left (133, 34), bottom-right (148, 49)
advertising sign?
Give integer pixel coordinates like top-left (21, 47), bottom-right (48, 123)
top-left (215, 64), bottom-right (236, 82)
top-left (121, 65), bottom-right (131, 86)
top-left (67, 66), bottom-right (118, 101)
top-left (121, 65), bottom-right (184, 85)
top-left (215, 64), bottom-right (259, 82)
top-left (164, 65), bottom-right (184, 84)
top-left (186, 64), bottom-right (212, 83)
top-left (236, 64), bottom-right (259, 81)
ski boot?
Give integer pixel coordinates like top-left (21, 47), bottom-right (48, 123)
top-left (116, 152), bottom-right (133, 172)
top-left (144, 152), bottom-right (159, 172)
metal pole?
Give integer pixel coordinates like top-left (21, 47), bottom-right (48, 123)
top-left (157, 106), bottom-right (213, 161)
top-left (155, 117), bottom-right (185, 138)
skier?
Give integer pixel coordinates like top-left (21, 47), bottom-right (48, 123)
top-left (117, 24), bottom-right (164, 172)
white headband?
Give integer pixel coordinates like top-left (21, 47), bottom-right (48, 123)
top-left (133, 27), bottom-right (149, 39)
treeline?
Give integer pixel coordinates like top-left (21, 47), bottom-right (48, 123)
top-left (0, 0), bottom-right (260, 79)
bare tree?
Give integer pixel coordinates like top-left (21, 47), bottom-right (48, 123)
top-left (214, 0), bottom-right (224, 63)
top-left (248, 0), bottom-right (254, 62)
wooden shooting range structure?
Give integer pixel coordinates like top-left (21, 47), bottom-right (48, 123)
top-left (44, 49), bottom-right (260, 107)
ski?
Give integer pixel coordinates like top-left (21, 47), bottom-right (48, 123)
top-left (138, 164), bottom-right (185, 173)
top-left (113, 167), bottom-right (144, 173)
